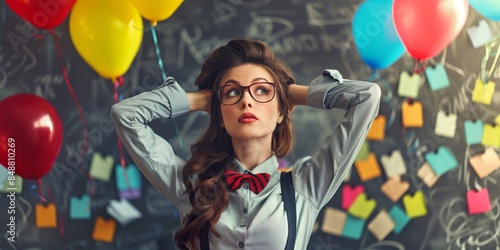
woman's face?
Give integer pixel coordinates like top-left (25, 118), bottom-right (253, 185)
top-left (218, 63), bottom-right (283, 142)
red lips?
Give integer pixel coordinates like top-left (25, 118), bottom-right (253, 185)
top-left (239, 112), bottom-right (258, 123)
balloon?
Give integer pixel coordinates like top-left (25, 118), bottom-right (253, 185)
top-left (0, 94), bottom-right (63, 180)
top-left (352, 0), bottom-right (405, 70)
top-left (469, 0), bottom-right (500, 21)
top-left (128, 0), bottom-right (184, 23)
top-left (393, 0), bottom-right (469, 60)
top-left (69, 0), bottom-right (143, 80)
top-left (4, 0), bottom-right (77, 29)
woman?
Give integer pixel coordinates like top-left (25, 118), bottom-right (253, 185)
top-left (111, 39), bottom-right (380, 249)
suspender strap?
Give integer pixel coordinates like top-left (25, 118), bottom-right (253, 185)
top-left (281, 171), bottom-right (296, 250)
top-left (200, 171), bottom-right (296, 250)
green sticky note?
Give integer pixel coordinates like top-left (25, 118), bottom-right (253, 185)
top-left (347, 193), bottom-right (377, 219)
top-left (0, 174), bottom-right (23, 194)
top-left (482, 124), bottom-right (500, 147)
top-left (425, 63), bottom-right (449, 91)
top-left (89, 153), bottom-right (114, 181)
top-left (355, 140), bottom-right (370, 161)
top-left (464, 120), bottom-right (484, 145)
top-left (389, 205), bottom-right (410, 234)
top-left (403, 191), bottom-right (427, 218)
top-left (70, 195), bottom-right (91, 219)
top-left (342, 215), bottom-right (365, 240)
top-left (398, 71), bottom-right (420, 98)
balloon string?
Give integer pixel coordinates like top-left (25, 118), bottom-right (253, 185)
top-left (114, 80), bottom-right (132, 191)
top-left (150, 25), bottom-right (186, 160)
top-left (481, 37), bottom-right (500, 83)
top-left (29, 180), bottom-right (46, 203)
top-left (44, 182), bottom-right (65, 245)
top-left (48, 29), bottom-right (94, 211)
top-left (413, 59), bottom-right (427, 74)
top-left (0, 1), bottom-right (6, 38)
top-left (368, 70), bottom-right (395, 130)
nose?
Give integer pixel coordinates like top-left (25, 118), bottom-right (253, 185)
top-left (240, 89), bottom-right (253, 108)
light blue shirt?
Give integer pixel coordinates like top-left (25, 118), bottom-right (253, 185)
top-left (110, 69), bottom-right (381, 249)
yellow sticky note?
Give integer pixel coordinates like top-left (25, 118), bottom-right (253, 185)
top-left (366, 115), bottom-right (386, 141)
top-left (417, 163), bottom-right (439, 188)
top-left (89, 153), bottom-right (114, 181)
top-left (495, 115), bottom-right (500, 126)
top-left (398, 71), bottom-right (420, 98)
top-left (403, 191), bottom-right (427, 218)
top-left (380, 176), bottom-right (410, 203)
top-left (402, 101), bottom-right (423, 128)
top-left (482, 124), bottom-right (500, 147)
top-left (36, 203), bottom-right (57, 228)
top-left (348, 193), bottom-right (377, 219)
top-left (472, 79), bottom-right (495, 105)
top-left (367, 210), bottom-right (395, 242)
top-left (470, 147), bottom-right (500, 179)
top-left (321, 207), bottom-right (347, 236)
top-left (355, 140), bottom-right (370, 161)
top-left (354, 153), bottom-right (382, 182)
top-left (92, 217), bottom-right (116, 243)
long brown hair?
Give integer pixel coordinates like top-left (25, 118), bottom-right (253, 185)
top-left (174, 39), bottom-right (295, 249)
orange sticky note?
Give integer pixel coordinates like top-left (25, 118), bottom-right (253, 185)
top-left (36, 203), bottom-right (57, 228)
top-left (366, 115), bottom-right (386, 141)
top-left (469, 147), bottom-right (500, 179)
top-left (354, 153), bottom-right (382, 182)
top-left (380, 176), bottom-right (410, 202)
top-left (321, 207), bottom-right (347, 236)
top-left (402, 101), bottom-right (423, 128)
top-left (92, 217), bottom-right (116, 243)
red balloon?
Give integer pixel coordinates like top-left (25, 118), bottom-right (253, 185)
top-left (0, 94), bottom-right (63, 180)
top-left (392, 0), bottom-right (468, 60)
top-left (4, 0), bottom-right (77, 29)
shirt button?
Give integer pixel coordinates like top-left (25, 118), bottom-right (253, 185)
top-left (242, 208), bottom-right (248, 214)
top-left (238, 242), bottom-right (244, 248)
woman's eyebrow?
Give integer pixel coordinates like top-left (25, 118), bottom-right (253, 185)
top-left (223, 77), bottom-right (269, 86)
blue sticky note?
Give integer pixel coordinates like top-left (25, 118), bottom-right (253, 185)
top-left (389, 205), bottom-right (410, 235)
top-left (342, 215), bottom-right (365, 240)
top-left (425, 147), bottom-right (458, 176)
top-left (116, 164), bottom-right (142, 199)
top-left (464, 120), bottom-right (484, 145)
top-left (70, 195), bottom-right (91, 219)
top-left (425, 64), bottom-right (450, 91)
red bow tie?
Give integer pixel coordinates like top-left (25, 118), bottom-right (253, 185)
top-left (224, 170), bottom-right (270, 195)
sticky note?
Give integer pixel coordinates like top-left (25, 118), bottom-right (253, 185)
top-left (0, 166), bottom-right (8, 189)
top-left (116, 164), bottom-right (142, 199)
top-left (341, 184), bottom-right (365, 210)
top-left (348, 193), bottom-right (377, 219)
top-left (354, 153), bottom-right (382, 182)
top-left (380, 150), bottom-right (407, 178)
top-left (367, 210), bottom-right (395, 241)
top-left (0, 174), bottom-right (23, 194)
top-left (482, 124), bottom-right (500, 147)
top-left (464, 120), bottom-right (484, 145)
top-left (381, 176), bottom-right (410, 202)
top-left (402, 101), bottom-right (423, 128)
top-left (106, 199), bottom-right (142, 226)
top-left (469, 147), bottom-right (500, 179)
top-left (398, 71), bottom-right (420, 98)
top-left (417, 162), bottom-right (439, 187)
top-left (425, 63), bottom-right (450, 91)
top-left (472, 79), bottom-right (495, 105)
top-left (425, 147), bottom-right (458, 176)
top-left (403, 191), bottom-right (427, 218)
top-left (92, 217), bottom-right (116, 243)
top-left (467, 188), bottom-right (491, 214)
top-left (366, 115), bottom-right (386, 141)
top-left (434, 110), bottom-right (457, 138)
top-left (89, 153), bottom-right (114, 181)
top-left (389, 205), bottom-right (410, 235)
top-left (355, 140), bottom-right (370, 161)
top-left (343, 167), bottom-right (352, 183)
top-left (321, 207), bottom-right (347, 236)
top-left (495, 115), bottom-right (500, 125)
top-left (70, 195), bottom-right (91, 219)
top-left (467, 20), bottom-right (495, 48)
top-left (36, 203), bottom-right (57, 228)
top-left (342, 215), bottom-right (365, 240)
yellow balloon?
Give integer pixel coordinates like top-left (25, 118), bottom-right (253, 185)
top-left (128, 0), bottom-right (184, 23)
top-left (69, 0), bottom-right (143, 80)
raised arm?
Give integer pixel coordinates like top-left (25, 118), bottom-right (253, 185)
top-left (291, 69), bottom-right (381, 209)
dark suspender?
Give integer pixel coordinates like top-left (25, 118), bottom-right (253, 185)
top-left (200, 171), bottom-right (296, 250)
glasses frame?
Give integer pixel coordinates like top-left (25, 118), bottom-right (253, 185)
top-left (215, 82), bottom-right (277, 106)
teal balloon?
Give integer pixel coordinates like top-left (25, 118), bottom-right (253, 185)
top-left (352, 0), bottom-right (405, 70)
top-left (469, 0), bottom-right (500, 21)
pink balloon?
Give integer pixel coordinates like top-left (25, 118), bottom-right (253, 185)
top-left (393, 0), bottom-right (468, 60)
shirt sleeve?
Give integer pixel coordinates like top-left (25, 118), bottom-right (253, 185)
top-left (110, 76), bottom-right (191, 205)
top-left (291, 69), bottom-right (381, 209)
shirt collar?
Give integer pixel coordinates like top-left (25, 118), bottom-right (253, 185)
top-left (232, 155), bottom-right (279, 175)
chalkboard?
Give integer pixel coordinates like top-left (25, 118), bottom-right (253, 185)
top-left (1, 0), bottom-right (500, 249)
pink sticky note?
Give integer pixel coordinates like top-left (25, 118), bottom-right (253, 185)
top-left (467, 188), bottom-right (491, 215)
top-left (341, 185), bottom-right (365, 210)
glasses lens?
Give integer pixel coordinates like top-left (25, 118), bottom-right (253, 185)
top-left (250, 83), bottom-right (275, 103)
top-left (219, 86), bottom-right (243, 105)
top-left (218, 83), bottom-right (275, 105)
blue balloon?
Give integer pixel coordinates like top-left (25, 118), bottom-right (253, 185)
top-left (469, 0), bottom-right (500, 21)
top-left (352, 0), bottom-right (405, 70)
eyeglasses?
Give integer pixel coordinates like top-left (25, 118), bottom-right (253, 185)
top-left (215, 82), bottom-right (277, 105)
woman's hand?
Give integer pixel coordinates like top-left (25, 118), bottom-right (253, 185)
top-left (187, 89), bottom-right (212, 113)
top-left (288, 84), bottom-right (309, 112)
